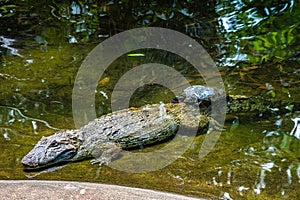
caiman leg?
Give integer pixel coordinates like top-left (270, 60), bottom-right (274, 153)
top-left (90, 142), bottom-right (122, 166)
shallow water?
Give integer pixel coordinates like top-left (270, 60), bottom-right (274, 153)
top-left (1, 0), bottom-right (300, 199)
top-left (1, 105), bottom-right (300, 199)
top-left (1, 51), bottom-right (300, 199)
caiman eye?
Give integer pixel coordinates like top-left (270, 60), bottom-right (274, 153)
top-left (49, 141), bottom-right (59, 147)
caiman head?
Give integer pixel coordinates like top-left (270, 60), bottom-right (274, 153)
top-left (22, 130), bottom-right (83, 169)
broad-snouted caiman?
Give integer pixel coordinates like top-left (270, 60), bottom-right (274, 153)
top-left (22, 85), bottom-right (222, 169)
top-left (22, 85), bottom-right (298, 169)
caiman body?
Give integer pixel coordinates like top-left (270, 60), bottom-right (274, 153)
top-left (22, 101), bottom-right (211, 169)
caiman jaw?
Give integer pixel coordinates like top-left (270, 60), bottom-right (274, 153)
top-left (22, 149), bottom-right (77, 169)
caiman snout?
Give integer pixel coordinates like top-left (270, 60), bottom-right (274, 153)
top-left (21, 155), bottom-right (39, 168)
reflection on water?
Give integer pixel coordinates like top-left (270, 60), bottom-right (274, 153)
top-left (289, 116), bottom-right (300, 139)
top-left (0, 36), bottom-right (23, 57)
top-left (0, 106), bottom-right (59, 131)
top-left (216, 0), bottom-right (299, 66)
top-left (201, 114), bottom-right (300, 198)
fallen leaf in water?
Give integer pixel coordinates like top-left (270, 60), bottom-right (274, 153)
top-left (99, 77), bottom-right (110, 85)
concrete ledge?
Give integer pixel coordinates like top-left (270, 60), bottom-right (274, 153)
top-left (0, 180), bottom-right (204, 200)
